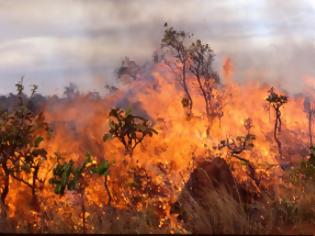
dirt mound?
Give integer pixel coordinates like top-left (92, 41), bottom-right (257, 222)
top-left (171, 157), bottom-right (258, 234)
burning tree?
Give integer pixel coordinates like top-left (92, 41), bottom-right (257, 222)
top-left (49, 154), bottom-right (110, 233)
top-left (116, 57), bottom-right (141, 81)
top-left (217, 118), bottom-right (260, 186)
top-left (0, 79), bottom-right (49, 212)
top-left (162, 23), bottom-right (223, 123)
top-left (103, 108), bottom-right (158, 156)
top-left (161, 23), bottom-right (193, 117)
top-left (266, 87), bottom-right (288, 159)
top-left (303, 97), bottom-right (315, 148)
top-left (188, 39), bottom-right (223, 123)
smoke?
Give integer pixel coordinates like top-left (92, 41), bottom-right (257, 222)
top-left (0, 1), bottom-right (314, 95)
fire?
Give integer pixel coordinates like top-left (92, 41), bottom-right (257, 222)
top-left (1, 57), bottom-right (314, 233)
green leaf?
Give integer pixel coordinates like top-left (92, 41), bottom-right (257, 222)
top-left (55, 183), bottom-right (65, 195)
top-left (91, 160), bottom-right (110, 176)
top-left (53, 164), bottom-right (64, 176)
top-left (61, 162), bottom-right (72, 186)
top-left (34, 136), bottom-right (44, 147)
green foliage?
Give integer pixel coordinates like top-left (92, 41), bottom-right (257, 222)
top-left (90, 160), bottom-right (109, 176)
top-left (103, 108), bottom-right (158, 155)
top-left (49, 154), bottom-right (110, 195)
top-left (0, 78), bottom-right (49, 204)
top-left (49, 155), bottom-right (90, 195)
top-left (34, 136), bottom-right (44, 148)
top-left (49, 159), bottom-right (74, 195)
top-left (49, 153), bottom-right (111, 233)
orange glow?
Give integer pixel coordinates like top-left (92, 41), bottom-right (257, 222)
top-left (3, 58), bottom-right (313, 233)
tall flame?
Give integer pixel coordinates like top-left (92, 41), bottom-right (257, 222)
top-left (2, 58), bottom-right (313, 233)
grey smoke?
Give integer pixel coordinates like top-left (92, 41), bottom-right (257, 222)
top-left (0, 1), bottom-right (314, 95)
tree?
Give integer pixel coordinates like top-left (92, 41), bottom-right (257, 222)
top-left (116, 57), bottom-right (141, 82)
top-left (0, 79), bottom-right (49, 212)
top-left (49, 154), bottom-right (110, 233)
top-left (217, 118), bottom-right (260, 186)
top-left (103, 108), bottom-right (158, 156)
top-left (266, 87), bottom-right (288, 159)
top-left (303, 97), bottom-right (315, 148)
top-left (189, 39), bottom-right (222, 124)
top-left (64, 82), bottom-right (79, 100)
top-left (161, 23), bottom-right (193, 117)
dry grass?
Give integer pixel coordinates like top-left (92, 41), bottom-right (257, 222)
top-left (174, 187), bottom-right (266, 234)
top-left (0, 173), bottom-right (314, 234)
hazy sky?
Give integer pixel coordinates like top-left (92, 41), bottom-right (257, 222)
top-left (0, 0), bottom-right (315, 95)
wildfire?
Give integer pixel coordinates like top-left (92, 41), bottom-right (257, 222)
top-left (1, 41), bottom-right (315, 235)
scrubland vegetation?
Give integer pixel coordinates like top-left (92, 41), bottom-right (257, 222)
top-left (0, 24), bottom-right (314, 234)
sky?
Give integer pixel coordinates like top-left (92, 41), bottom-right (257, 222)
top-left (0, 0), bottom-right (315, 95)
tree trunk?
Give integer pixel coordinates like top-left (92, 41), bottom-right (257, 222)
top-left (31, 166), bottom-right (40, 211)
top-left (196, 75), bottom-right (211, 119)
top-left (274, 109), bottom-right (283, 159)
top-left (309, 111), bottom-right (313, 148)
top-left (104, 175), bottom-right (112, 207)
top-left (182, 64), bottom-right (193, 117)
top-left (1, 164), bottom-right (10, 208)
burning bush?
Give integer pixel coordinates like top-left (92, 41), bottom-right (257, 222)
top-left (0, 79), bottom-right (49, 213)
top-left (103, 108), bottom-right (158, 156)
